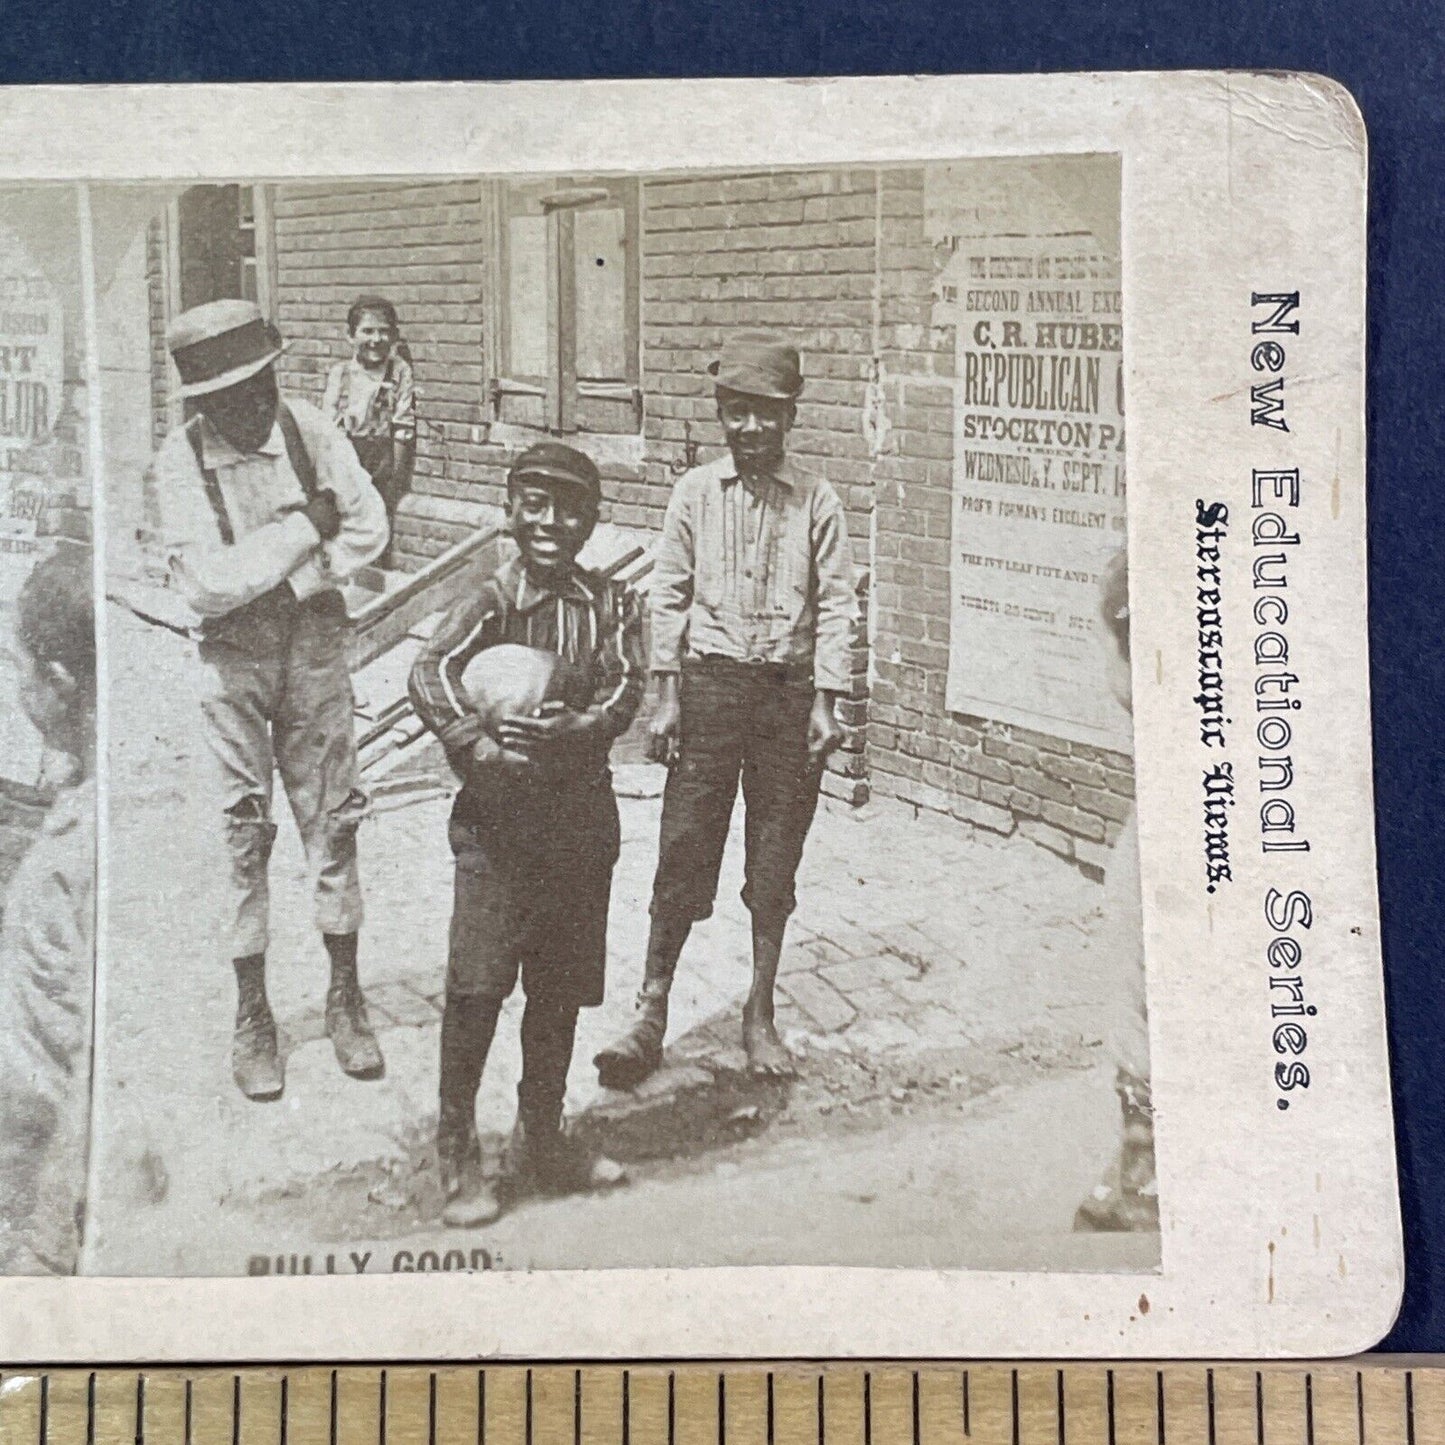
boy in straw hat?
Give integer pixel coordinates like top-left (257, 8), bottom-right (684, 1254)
top-left (153, 299), bottom-right (389, 1102)
top-left (595, 332), bottom-right (858, 1087)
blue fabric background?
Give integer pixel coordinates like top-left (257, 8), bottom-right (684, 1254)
top-left (1, 0), bottom-right (1439, 1352)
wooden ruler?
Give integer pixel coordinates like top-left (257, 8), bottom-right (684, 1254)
top-left (0, 1364), bottom-right (1439, 1445)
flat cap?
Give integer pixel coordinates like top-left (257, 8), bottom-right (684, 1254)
top-left (165, 298), bottom-right (286, 399)
top-left (507, 441), bottom-right (602, 509)
top-left (708, 331), bottom-right (803, 400)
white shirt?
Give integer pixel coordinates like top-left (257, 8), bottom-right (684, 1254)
top-left (152, 396), bottom-right (388, 620)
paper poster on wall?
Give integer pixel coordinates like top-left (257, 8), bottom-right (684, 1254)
top-left (928, 161), bottom-right (1129, 750)
top-left (0, 223), bottom-right (73, 789)
top-left (0, 232), bottom-right (65, 579)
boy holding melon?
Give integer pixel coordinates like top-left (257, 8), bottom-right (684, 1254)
top-left (408, 442), bottom-right (644, 1227)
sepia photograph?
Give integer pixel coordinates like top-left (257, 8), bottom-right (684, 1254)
top-left (80, 155), bottom-right (1149, 1276)
top-left (0, 74), bottom-right (1398, 1361)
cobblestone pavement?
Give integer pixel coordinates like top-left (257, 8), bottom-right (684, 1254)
top-left (87, 608), bottom-right (1150, 1275)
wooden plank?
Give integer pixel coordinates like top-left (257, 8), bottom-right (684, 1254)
top-left (1358, 1370), bottom-right (1410, 1445)
top-left (141, 1375), bottom-right (191, 1445)
top-left (670, 1370), bottom-right (718, 1445)
top-left (43, 1372), bottom-right (93, 1445)
top-left (1159, 1367), bottom-right (1211, 1445)
top-left (818, 1369), bottom-right (865, 1445)
top-left (577, 1369), bottom-right (620, 1445)
top-left (0, 1374), bottom-right (43, 1445)
top-left (962, 1367), bottom-right (1014, 1445)
top-left (236, 1373), bottom-right (282, 1445)
top-left (1015, 1367), bottom-right (1061, 1445)
top-left (773, 1372), bottom-right (823, 1445)
top-left (482, 1370), bottom-right (527, 1445)
top-left (719, 1370), bottom-right (769, 1445)
top-left (1061, 1368), bottom-right (1109, 1445)
top-left (10, 1367), bottom-right (1445, 1445)
top-left (349, 528), bottom-right (505, 671)
top-left (1110, 1368), bottom-right (1161, 1445)
top-left (616, 1370), bottom-right (670, 1445)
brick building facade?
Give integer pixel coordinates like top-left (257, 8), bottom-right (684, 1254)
top-left (132, 163), bottom-right (1132, 867)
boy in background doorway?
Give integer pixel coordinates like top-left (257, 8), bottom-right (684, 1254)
top-left (323, 295), bottom-right (416, 567)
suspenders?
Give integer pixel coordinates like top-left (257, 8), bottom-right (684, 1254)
top-left (186, 403), bottom-right (320, 546)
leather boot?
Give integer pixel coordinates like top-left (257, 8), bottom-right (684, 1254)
top-left (437, 994), bottom-right (503, 1227)
top-left (438, 1108), bottom-right (501, 1228)
top-left (323, 932), bottom-right (385, 1079)
top-left (519, 997), bottom-right (626, 1194)
top-left (1074, 1072), bottom-right (1158, 1232)
top-left (232, 954), bottom-right (284, 1101)
top-left (593, 984), bottom-right (670, 1090)
top-left (508, 1112), bottom-right (627, 1196)
top-left (594, 918), bottom-right (689, 1089)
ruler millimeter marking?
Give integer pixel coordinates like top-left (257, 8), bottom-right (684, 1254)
top-left (0, 1365), bottom-right (1438, 1445)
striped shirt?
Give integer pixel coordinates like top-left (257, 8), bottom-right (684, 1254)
top-left (409, 554), bottom-right (645, 769)
top-left (650, 453), bottom-right (858, 692)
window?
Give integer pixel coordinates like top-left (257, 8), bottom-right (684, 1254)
top-left (173, 184), bottom-right (276, 317)
top-left (490, 178), bottom-right (641, 436)
top-left (238, 186), bottom-right (259, 303)
top-left (164, 184), bottom-right (277, 428)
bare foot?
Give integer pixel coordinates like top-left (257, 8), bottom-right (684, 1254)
top-left (742, 1012), bottom-right (797, 1078)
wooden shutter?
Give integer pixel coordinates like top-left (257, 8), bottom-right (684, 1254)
top-left (492, 181), bottom-right (553, 429)
top-left (567, 180), bottom-right (641, 435)
top-left (491, 178), bottom-right (641, 436)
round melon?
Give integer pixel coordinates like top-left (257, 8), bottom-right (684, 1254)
top-left (459, 642), bottom-right (580, 730)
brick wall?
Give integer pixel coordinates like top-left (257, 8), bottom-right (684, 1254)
top-left (253, 165), bottom-right (1132, 855)
top-left (271, 181), bottom-right (506, 566)
top-left (866, 167), bottom-right (1133, 874)
top-left (268, 181), bottom-right (671, 572)
top-left (639, 169), bottom-right (882, 801)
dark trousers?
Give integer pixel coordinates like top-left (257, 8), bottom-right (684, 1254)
top-left (650, 656), bottom-right (822, 927)
top-left (195, 589), bottom-right (365, 958)
top-left (445, 779), bottom-right (620, 1009)
top-left (439, 991), bottom-right (579, 1137)
top-left (439, 781), bottom-right (619, 1137)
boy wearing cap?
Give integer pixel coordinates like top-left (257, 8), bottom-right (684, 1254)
top-left (154, 299), bottom-right (390, 1102)
top-left (408, 441), bottom-right (644, 1227)
top-left (595, 333), bottom-right (858, 1087)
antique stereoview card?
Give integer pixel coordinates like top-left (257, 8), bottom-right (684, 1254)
top-left (0, 73), bottom-right (1399, 1359)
